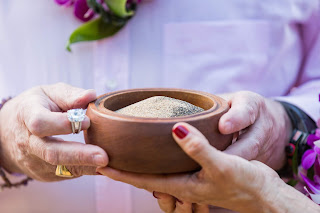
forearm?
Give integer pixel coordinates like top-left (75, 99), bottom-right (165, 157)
top-left (260, 180), bottom-right (319, 213)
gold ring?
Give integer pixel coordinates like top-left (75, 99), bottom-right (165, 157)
top-left (55, 165), bottom-right (73, 178)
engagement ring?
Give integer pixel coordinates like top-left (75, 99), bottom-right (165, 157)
top-left (67, 109), bottom-right (85, 134)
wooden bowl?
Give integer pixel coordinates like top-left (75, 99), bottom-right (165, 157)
top-left (84, 88), bottom-right (232, 174)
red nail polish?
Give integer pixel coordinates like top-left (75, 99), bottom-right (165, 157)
top-left (173, 126), bottom-right (189, 139)
top-left (176, 198), bottom-right (183, 204)
top-left (153, 191), bottom-right (160, 199)
top-left (96, 171), bottom-right (102, 175)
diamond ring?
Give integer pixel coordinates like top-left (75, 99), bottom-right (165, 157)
top-left (67, 109), bottom-right (85, 134)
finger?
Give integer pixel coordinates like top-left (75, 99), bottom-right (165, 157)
top-left (48, 166), bottom-right (98, 181)
top-left (25, 109), bottom-right (90, 137)
top-left (172, 122), bottom-right (227, 171)
top-left (223, 123), bottom-right (263, 160)
top-left (218, 91), bottom-right (262, 134)
top-left (153, 192), bottom-right (176, 213)
top-left (193, 204), bottom-right (209, 213)
top-left (65, 165), bottom-right (99, 176)
top-left (41, 83), bottom-right (96, 111)
top-left (209, 206), bottom-right (237, 213)
top-left (175, 200), bottom-right (192, 213)
top-left (29, 135), bottom-right (108, 167)
top-left (25, 158), bottom-right (99, 182)
top-left (96, 167), bottom-right (189, 198)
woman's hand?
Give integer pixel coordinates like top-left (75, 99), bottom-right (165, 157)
top-left (218, 91), bottom-right (292, 170)
top-left (0, 83), bottom-right (108, 181)
top-left (153, 191), bottom-right (209, 213)
top-left (97, 122), bottom-right (319, 212)
top-left (98, 122), bottom-right (282, 212)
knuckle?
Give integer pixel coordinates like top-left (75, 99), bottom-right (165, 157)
top-left (246, 105), bottom-right (256, 125)
top-left (43, 146), bottom-right (59, 165)
top-left (55, 82), bottom-right (68, 88)
top-left (16, 138), bottom-right (29, 152)
top-left (15, 150), bottom-right (27, 166)
top-left (216, 162), bottom-right (233, 177)
top-left (28, 115), bottom-right (45, 136)
top-left (265, 120), bottom-right (273, 137)
top-left (68, 166), bottom-right (82, 177)
top-left (23, 161), bottom-right (34, 171)
top-left (250, 139), bottom-right (260, 159)
top-left (184, 137), bottom-right (205, 157)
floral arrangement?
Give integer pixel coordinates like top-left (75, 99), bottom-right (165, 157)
top-left (299, 124), bottom-right (320, 204)
top-left (54, 0), bottom-right (140, 51)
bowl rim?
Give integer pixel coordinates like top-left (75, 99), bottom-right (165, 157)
top-left (89, 88), bottom-right (228, 123)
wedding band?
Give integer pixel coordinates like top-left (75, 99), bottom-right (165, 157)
top-left (55, 165), bottom-right (73, 178)
top-left (67, 109), bottom-right (85, 134)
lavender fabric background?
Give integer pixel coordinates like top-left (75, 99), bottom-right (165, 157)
top-left (0, 0), bottom-right (320, 212)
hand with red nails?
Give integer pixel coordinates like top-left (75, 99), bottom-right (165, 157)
top-left (97, 122), bottom-right (319, 213)
top-left (218, 91), bottom-right (292, 170)
top-left (0, 83), bottom-right (108, 181)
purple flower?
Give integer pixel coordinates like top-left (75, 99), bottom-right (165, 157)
top-left (302, 149), bottom-right (317, 170)
top-left (54, 0), bottom-right (94, 22)
top-left (302, 134), bottom-right (320, 170)
top-left (304, 186), bottom-right (320, 204)
top-left (300, 133), bottom-right (320, 203)
top-left (54, 0), bottom-right (74, 6)
top-left (74, 0), bottom-right (94, 22)
top-left (307, 134), bottom-right (320, 147)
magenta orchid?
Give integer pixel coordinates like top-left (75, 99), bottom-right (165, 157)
top-left (54, 0), bottom-right (94, 22)
top-left (300, 122), bottom-right (320, 204)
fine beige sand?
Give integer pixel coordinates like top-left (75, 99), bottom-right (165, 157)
top-left (116, 96), bottom-right (204, 118)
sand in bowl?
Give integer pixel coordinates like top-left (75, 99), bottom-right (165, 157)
top-left (116, 96), bottom-right (204, 118)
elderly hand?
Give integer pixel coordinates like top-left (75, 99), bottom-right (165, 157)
top-left (0, 83), bottom-right (108, 181)
top-left (97, 122), bottom-right (319, 213)
top-left (218, 91), bottom-right (292, 170)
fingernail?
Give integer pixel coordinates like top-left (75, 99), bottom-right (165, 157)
top-left (172, 125), bottom-right (189, 139)
top-left (176, 198), bottom-right (183, 204)
top-left (153, 191), bottom-right (160, 199)
top-left (224, 121), bottom-right (233, 132)
top-left (96, 171), bottom-right (102, 175)
top-left (94, 155), bottom-right (106, 166)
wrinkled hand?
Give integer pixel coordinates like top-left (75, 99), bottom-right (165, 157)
top-left (97, 122), bottom-right (283, 213)
top-left (0, 83), bottom-right (108, 181)
top-left (219, 91), bottom-right (292, 170)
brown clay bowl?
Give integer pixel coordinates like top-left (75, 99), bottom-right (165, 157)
top-left (84, 88), bottom-right (232, 174)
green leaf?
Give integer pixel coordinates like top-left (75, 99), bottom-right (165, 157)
top-left (307, 165), bottom-right (315, 180)
top-left (292, 147), bottom-right (299, 175)
top-left (106, 0), bottom-right (134, 18)
top-left (287, 179), bottom-right (298, 187)
top-left (66, 17), bottom-right (124, 51)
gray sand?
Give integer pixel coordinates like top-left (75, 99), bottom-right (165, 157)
top-left (116, 96), bottom-right (204, 118)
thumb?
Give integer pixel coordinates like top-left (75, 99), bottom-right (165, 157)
top-left (172, 122), bottom-right (226, 171)
top-left (41, 83), bottom-right (96, 111)
top-left (218, 91), bottom-right (260, 135)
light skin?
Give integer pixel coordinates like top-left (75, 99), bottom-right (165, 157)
top-left (0, 83), bottom-right (312, 211)
top-left (97, 122), bottom-right (320, 213)
top-left (0, 83), bottom-right (108, 181)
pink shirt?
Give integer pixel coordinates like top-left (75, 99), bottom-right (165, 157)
top-left (0, 0), bottom-right (319, 212)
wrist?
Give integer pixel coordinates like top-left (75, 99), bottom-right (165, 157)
top-left (0, 97), bottom-right (23, 174)
top-left (260, 178), bottom-right (319, 213)
top-left (265, 99), bottom-right (292, 170)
